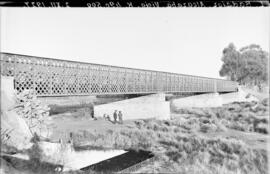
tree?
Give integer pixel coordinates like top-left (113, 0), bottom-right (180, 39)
top-left (219, 43), bottom-right (242, 81)
top-left (219, 43), bottom-right (268, 86)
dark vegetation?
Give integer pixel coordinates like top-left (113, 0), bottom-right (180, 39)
top-left (219, 43), bottom-right (268, 87)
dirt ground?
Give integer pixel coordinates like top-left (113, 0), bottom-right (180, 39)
top-left (48, 113), bottom-right (135, 143)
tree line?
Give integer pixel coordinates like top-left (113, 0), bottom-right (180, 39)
top-left (219, 43), bottom-right (268, 87)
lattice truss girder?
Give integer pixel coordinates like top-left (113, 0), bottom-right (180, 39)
top-left (0, 53), bottom-right (238, 96)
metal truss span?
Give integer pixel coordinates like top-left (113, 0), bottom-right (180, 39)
top-left (0, 52), bottom-right (238, 96)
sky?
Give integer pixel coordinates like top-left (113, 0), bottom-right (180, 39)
top-left (0, 8), bottom-right (269, 79)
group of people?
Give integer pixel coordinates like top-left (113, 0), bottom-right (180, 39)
top-left (103, 110), bottom-right (123, 124)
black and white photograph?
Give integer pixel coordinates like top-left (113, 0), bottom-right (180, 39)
top-left (0, 4), bottom-right (269, 174)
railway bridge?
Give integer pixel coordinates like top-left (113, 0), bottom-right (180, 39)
top-left (0, 52), bottom-right (238, 97)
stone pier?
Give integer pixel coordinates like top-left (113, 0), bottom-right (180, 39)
top-left (171, 93), bottom-right (222, 109)
top-left (94, 93), bottom-right (170, 120)
top-left (172, 88), bottom-right (259, 109)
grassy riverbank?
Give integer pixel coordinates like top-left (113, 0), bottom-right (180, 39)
top-left (60, 98), bottom-right (269, 174)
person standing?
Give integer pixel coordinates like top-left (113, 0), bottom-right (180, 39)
top-left (91, 109), bottom-right (94, 118)
top-left (107, 115), bottom-right (111, 122)
top-left (113, 110), bottom-right (118, 123)
top-left (118, 111), bottom-right (123, 124)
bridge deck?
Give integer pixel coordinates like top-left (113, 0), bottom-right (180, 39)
top-left (0, 52), bottom-right (238, 96)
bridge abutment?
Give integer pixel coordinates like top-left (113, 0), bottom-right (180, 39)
top-left (171, 89), bottom-right (259, 109)
top-left (94, 93), bottom-right (170, 120)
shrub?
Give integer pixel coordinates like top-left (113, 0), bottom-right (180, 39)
top-left (229, 122), bottom-right (246, 131)
top-left (14, 89), bottom-right (51, 138)
top-left (134, 120), bottom-right (145, 129)
top-left (261, 98), bottom-right (269, 107)
top-left (175, 108), bottom-right (206, 117)
top-left (200, 124), bottom-right (214, 133)
top-left (254, 123), bottom-right (268, 134)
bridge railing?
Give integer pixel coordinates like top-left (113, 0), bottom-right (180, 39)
top-left (0, 52), bottom-right (238, 96)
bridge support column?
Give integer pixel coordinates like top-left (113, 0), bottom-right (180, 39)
top-left (171, 93), bottom-right (223, 108)
top-left (94, 93), bottom-right (170, 120)
top-left (219, 87), bottom-right (259, 104)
